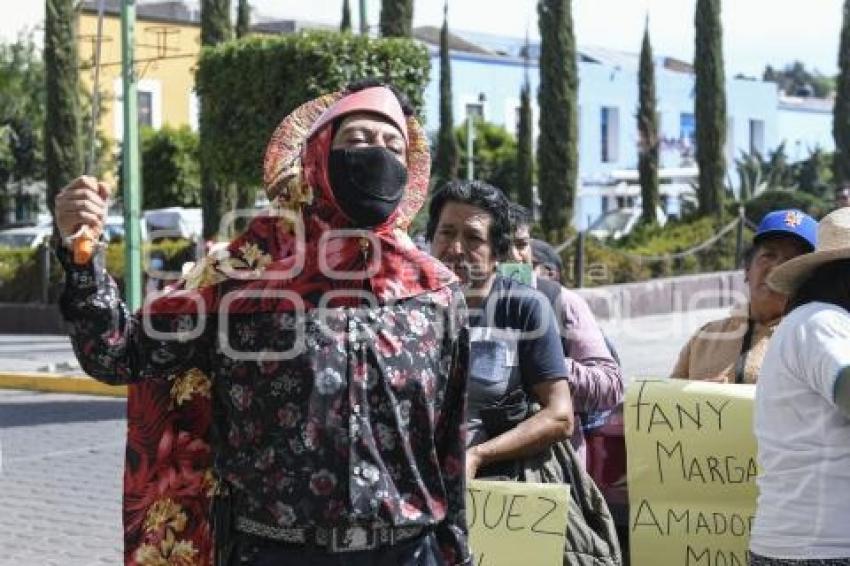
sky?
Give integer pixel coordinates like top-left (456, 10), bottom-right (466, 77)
top-left (0, 0), bottom-right (843, 78)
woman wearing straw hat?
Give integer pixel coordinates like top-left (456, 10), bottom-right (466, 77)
top-left (749, 207), bottom-right (850, 565)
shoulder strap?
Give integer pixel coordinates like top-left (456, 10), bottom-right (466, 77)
top-left (734, 319), bottom-right (756, 384)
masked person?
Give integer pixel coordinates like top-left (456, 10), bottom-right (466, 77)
top-left (54, 82), bottom-right (472, 566)
top-left (669, 209), bottom-right (817, 384)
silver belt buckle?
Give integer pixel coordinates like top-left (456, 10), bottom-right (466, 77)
top-left (328, 525), bottom-right (378, 553)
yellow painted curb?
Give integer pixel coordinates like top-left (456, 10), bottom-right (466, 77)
top-left (0, 371), bottom-right (127, 398)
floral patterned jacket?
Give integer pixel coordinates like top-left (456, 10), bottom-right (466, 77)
top-left (57, 243), bottom-right (471, 566)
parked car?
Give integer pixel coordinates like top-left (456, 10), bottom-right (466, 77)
top-left (103, 215), bottom-right (148, 242)
top-left (588, 206), bottom-right (667, 240)
top-left (0, 224), bottom-right (52, 249)
top-left (0, 216), bottom-right (148, 249)
top-left (144, 207), bottom-right (202, 241)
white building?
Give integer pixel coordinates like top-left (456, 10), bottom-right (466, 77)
top-left (420, 30), bottom-right (834, 228)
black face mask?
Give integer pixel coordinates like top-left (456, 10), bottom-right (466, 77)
top-left (328, 146), bottom-right (407, 228)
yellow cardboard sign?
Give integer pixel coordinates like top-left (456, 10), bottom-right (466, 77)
top-left (625, 378), bottom-right (758, 566)
top-left (466, 479), bottom-right (570, 566)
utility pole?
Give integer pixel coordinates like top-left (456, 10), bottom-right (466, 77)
top-left (122, 0), bottom-right (142, 310)
top-left (466, 115), bottom-right (474, 181)
top-left (359, 0), bottom-right (368, 35)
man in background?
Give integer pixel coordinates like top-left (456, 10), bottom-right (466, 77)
top-left (506, 203), bottom-right (623, 465)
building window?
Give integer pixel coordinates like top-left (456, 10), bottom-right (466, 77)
top-left (138, 91), bottom-right (153, 128)
top-left (600, 106), bottom-right (619, 163)
top-left (749, 119), bottom-right (765, 155)
top-left (679, 113), bottom-right (696, 147)
top-left (113, 78), bottom-right (162, 140)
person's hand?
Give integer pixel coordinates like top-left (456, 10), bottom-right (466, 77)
top-left (54, 176), bottom-right (111, 248)
top-left (465, 446), bottom-right (483, 480)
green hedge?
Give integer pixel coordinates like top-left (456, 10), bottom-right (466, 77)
top-left (196, 31), bottom-right (431, 187)
top-left (560, 214), bottom-right (753, 287)
top-left (743, 189), bottom-right (830, 223)
top-left (0, 240), bottom-right (196, 303)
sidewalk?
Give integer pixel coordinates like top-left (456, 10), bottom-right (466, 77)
top-left (0, 335), bottom-right (126, 397)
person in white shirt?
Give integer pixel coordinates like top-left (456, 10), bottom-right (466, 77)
top-left (750, 208), bottom-right (850, 565)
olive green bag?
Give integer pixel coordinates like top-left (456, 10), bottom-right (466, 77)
top-left (478, 392), bottom-right (622, 566)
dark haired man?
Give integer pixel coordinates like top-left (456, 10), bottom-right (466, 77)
top-left (427, 180), bottom-right (574, 479)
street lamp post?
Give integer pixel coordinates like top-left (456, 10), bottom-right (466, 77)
top-left (466, 114), bottom-right (474, 181)
top-left (121, 0), bottom-right (142, 310)
top-left (466, 92), bottom-right (486, 181)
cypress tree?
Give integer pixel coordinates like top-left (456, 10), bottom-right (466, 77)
top-left (694, 0), bottom-right (726, 216)
top-left (638, 19), bottom-right (659, 225)
top-left (516, 41), bottom-right (534, 209)
top-left (833, 0), bottom-right (850, 187)
top-left (380, 0), bottom-right (413, 38)
top-left (200, 0), bottom-right (232, 239)
top-left (433, 1), bottom-right (459, 187)
top-left (201, 0), bottom-right (232, 45)
top-left (235, 0), bottom-right (256, 228)
top-left (45, 0), bottom-right (83, 221)
top-left (236, 0), bottom-right (251, 39)
top-left (341, 0), bottom-right (352, 32)
top-left (537, 0), bottom-right (578, 239)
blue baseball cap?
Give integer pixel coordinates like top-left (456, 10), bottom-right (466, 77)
top-left (754, 209), bottom-right (818, 251)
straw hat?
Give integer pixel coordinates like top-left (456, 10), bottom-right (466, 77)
top-left (767, 207), bottom-right (850, 294)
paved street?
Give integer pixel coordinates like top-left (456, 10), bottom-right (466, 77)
top-left (0, 390), bottom-right (125, 565)
top-left (0, 306), bottom-right (730, 564)
top-left (0, 335), bottom-right (79, 374)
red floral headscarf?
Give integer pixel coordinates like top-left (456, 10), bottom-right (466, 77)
top-left (146, 86), bottom-right (455, 315)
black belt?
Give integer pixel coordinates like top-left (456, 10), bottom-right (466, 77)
top-left (235, 516), bottom-right (425, 553)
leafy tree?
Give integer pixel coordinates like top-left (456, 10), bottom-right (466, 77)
top-left (432, 2), bottom-right (458, 188)
top-left (537, 0), bottom-right (578, 239)
top-left (744, 189), bottom-right (829, 224)
top-left (763, 61), bottom-right (834, 98)
top-left (0, 34), bottom-right (45, 219)
top-left (637, 21), bottom-right (659, 226)
top-left (456, 120), bottom-right (518, 197)
top-left (341, 0), bottom-right (352, 32)
top-left (200, 0), bottom-right (232, 239)
top-left (236, 0), bottom-right (251, 38)
top-left (734, 143), bottom-right (797, 202)
top-left (140, 126), bottom-right (201, 210)
top-left (834, 0), bottom-right (850, 187)
top-left (694, 0), bottom-right (727, 216)
top-left (380, 0), bottom-right (413, 38)
top-left (795, 147), bottom-right (833, 200)
top-left (45, 0), bottom-right (83, 222)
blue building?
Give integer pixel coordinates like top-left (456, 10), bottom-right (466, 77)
top-left (416, 29), bottom-right (834, 228)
